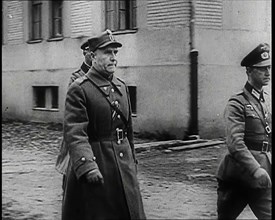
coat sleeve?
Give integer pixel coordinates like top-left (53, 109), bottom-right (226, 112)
top-left (224, 99), bottom-right (261, 176)
top-left (64, 82), bottom-right (99, 179)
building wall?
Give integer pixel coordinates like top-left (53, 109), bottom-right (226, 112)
top-left (196, 0), bottom-right (271, 138)
top-left (2, 0), bottom-right (271, 139)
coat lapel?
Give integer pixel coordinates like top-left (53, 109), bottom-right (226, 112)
top-left (86, 68), bottom-right (111, 96)
top-left (243, 88), bottom-right (266, 126)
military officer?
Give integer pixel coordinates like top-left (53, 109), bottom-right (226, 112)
top-left (216, 43), bottom-right (272, 219)
top-left (55, 39), bottom-right (93, 190)
top-left (68, 40), bottom-right (92, 86)
top-left (61, 30), bottom-right (146, 220)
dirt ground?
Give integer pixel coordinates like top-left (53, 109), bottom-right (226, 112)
top-left (2, 120), bottom-right (256, 219)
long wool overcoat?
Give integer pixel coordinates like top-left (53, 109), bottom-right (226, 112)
top-left (62, 67), bottom-right (146, 220)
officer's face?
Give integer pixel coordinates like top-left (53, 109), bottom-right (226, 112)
top-left (83, 50), bottom-right (92, 66)
top-left (92, 45), bottom-right (118, 75)
top-left (248, 66), bottom-right (271, 88)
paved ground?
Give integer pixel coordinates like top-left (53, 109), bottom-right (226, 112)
top-left (2, 120), bottom-right (256, 219)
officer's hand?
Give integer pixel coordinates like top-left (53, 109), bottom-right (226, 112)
top-left (85, 169), bottom-right (104, 185)
top-left (253, 168), bottom-right (272, 187)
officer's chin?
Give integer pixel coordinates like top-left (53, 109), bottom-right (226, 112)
top-left (107, 66), bottom-right (116, 73)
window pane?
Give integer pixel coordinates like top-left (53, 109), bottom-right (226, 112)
top-left (31, 1), bottom-right (42, 39)
top-left (106, 1), bottom-right (116, 31)
top-left (34, 87), bottom-right (46, 108)
top-left (51, 87), bottom-right (59, 109)
top-left (119, 10), bottom-right (126, 30)
top-left (132, 0), bottom-right (137, 28)
top-left (52, 0), bottom-right (63, 37)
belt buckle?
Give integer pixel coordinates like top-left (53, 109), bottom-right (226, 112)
top-left (262, 141), bottom-right (269, 153)
top-left (265, 125), bottom-right (271, 134)
top-left (116, 128), bottom-right (123, 144)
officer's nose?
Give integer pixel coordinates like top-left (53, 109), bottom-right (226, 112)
top-left (265, 66), bottom-right (271, 75)
top-left (110, 53), bottom-right (117, 61)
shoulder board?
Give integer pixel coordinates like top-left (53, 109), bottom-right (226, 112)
top-left (228, 91), bottom-right (247, 105)
top-left (74, 75), bottom-right (88, 85)
top-left (116, 77), bottom-right (126, 85)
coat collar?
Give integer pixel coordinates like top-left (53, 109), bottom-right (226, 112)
top-left (80, 62), bottom-right (91, 74)
top-left (86, 67), bottom-right (122, 95)
top-left (244, 81), bottom-right (265, 102)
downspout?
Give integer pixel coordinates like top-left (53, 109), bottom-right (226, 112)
top-left (188, 0), bottom-right (199, 137)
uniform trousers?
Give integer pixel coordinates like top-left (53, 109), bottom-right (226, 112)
top-left (217, 180), bottom-right (271, 220)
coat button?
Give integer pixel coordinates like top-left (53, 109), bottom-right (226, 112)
top-left (111, 88), bottom-right (115, 92)
top-left (92, 156), bottom-right (96, 161)
top-left (81, 157), bottom-right (86, 162)
top-left (119, 152), bottom-right (123, 158)
top-left (117, 114), bottom-right (121, 119)
top-left (114, 100), bottom-right (119, 105)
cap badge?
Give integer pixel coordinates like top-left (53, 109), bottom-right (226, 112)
top-left (106, 29), bottom-right (115, 41)
top-left (261, 52), bottom-right (269, 60)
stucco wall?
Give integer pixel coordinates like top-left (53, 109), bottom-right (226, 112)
top-left (196, 28), bottom-right (271, 138)
top-left (2, 26), bottom-right (191, 139)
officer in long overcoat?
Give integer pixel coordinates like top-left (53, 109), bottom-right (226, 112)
top-left (56, 39), bottom-right (92, 190)
top-left (62, 30), bottom-right (146, 220)
top-left (216, 43), bottom-right (272, 219)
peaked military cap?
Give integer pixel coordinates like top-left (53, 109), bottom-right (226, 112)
top-left (241, 43), bottom-right (271, 67)
top-left (88, 29), bottom-right (122, 52)
top-left (80, 40), bottom-right (89, 50)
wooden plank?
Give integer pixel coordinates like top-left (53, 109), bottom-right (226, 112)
top-left (168, 140), bottom-right (224, 151)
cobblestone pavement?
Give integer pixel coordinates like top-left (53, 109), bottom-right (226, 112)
top-left (2, 120), bottom-right (256, 220)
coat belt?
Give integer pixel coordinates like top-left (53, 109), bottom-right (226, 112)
top-left (90, 128), bottom-right (127, 144)
top-left (245, 140), bottom-right (271, 152)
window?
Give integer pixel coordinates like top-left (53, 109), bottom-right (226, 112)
top-left (50, 0), bottom-right (63, 38)
top-left (30, 0), bottom-right (42, 40)
top-left (127, 86), bottom-right (137, 115)
top-left (105, 0), bottom-right (137, 32)
top-left (33, 86), bottom-right (59, 110)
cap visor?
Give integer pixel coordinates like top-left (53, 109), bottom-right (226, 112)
top-left (98, 41), bottom-right (122, 49)
top-left (252, 59), bottom-right (271, 67)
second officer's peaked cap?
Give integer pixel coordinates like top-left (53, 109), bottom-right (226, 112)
top-left (88, 29), bottom-right (122, 52)
top-left (241, 43), bottom-right (271, 67)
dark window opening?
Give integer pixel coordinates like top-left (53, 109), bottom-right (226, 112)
top-left (33, 87), bottom-right (46, 108)
top-left (128, 86), bottom-right (137, 114)
top-left (33, 86), bottom-right (59, 110)
top-left (51, 86), bottom-right (59, 109)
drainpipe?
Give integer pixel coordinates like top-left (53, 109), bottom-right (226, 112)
top-left (188, 0), bottom-right (199, 137)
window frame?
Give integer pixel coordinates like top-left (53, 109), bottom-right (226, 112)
top-left (49, 0), bottom-right (63, 39)
top-left (29, 0), bottom-right (43, 41)
top-left (32, 86), bottom-right (59, 111)
top-left (105, 0), bottom-right (137, 33)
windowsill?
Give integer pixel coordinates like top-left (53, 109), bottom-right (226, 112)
top-left (33, 108), bottom-right (59, 112)
top-left (112, 29), bottom-right (138, 35)
top-left (27, 39), bottom-right (43, 44)
top-left (47, 36), bottom-right (64, 42)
